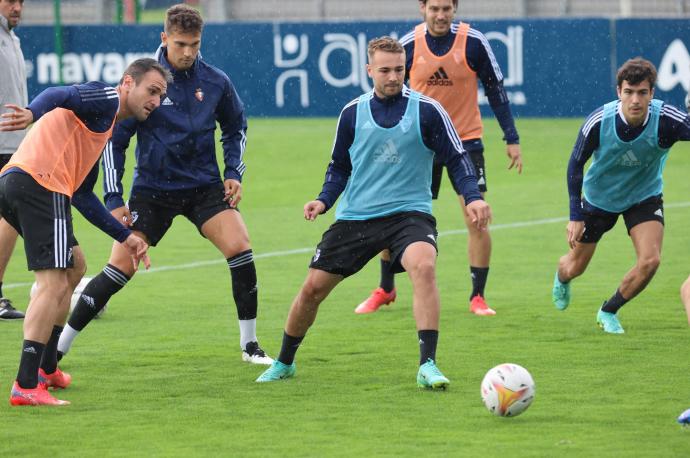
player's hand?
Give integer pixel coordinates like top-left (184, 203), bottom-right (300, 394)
top-left (465, 199), bottom-right (492, 231)
top-left (304, 200), bottom-right (326, 221)
top-left (122, 233), bottom-right (150, 271)
top-left (111, 206), bottom-right (133, 227)
top-left (0, 104), bottom-right (33, 131)
top-left (566, 220), bottom-right (585, 249)
top-left (223, 179), bottom-right (242, 208)
top-left (506, 144), bottom-right (523, 174)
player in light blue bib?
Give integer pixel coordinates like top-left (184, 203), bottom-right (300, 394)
top-left (257, 37), bottom-right (491, 389)
top-left (551, 58), bottom-right (690, 334)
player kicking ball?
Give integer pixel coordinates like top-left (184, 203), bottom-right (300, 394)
top-left (256, 37), bottom-right (490, 388)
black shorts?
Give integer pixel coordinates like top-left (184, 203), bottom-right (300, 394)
top-left (0, 172), bottom-right (77, 270)
top-left (309, 211), bottom-right (438, 277)
top-left (580, 194), bottom-right (665, 244)
top-left (0, 156), bottom-right (10, 217)
top-left (128, 183), bottom-right (233, 246)
top-left (431, 143), bottom-right (486, 199)
top-left (0, 154), bottom-right (11, 170)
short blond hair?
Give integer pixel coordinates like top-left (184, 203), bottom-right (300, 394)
top-left (367, 36), bottom-right (404, 61)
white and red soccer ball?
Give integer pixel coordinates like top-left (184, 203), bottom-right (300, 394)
top-left (481, 363), bottom-right (535, 417)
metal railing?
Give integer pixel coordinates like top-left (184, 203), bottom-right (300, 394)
top-left (17, 0), bottom-right (690, 25)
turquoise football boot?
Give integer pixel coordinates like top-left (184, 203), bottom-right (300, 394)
top-left (552, 271), bottom-right (571, 311)
top-left (255, 360), bottom-right (296, 382)
top-left (417, 359), bottom-right (450, 390)
top-left (596, 308), bottom-right (625, 334)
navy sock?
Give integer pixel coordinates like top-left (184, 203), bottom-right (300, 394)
top-left (277, 332), bottom-right (304, 365)
top-left (601, 289), bottom-right (628, 314)
top-left (418, 330), bottom-right (439, 365)
top-left (228, 250), bottom-right (258, 320)
top-left (379, 259), bottom-right (395, 293)
top-left (17, 340), bottom-right (45, 389)
top-left (68, 264), bottom-right (129, 331)
top-left (40, 326), bottom-right (63, 374)
top-left (470, 266), bottom-right (489, 300)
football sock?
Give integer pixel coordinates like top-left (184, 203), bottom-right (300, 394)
top-left (470, 266), bottom-right (490, 300)
top-left (379, 259), bottom-right (395, 293)
top-left (418, 330), bottom-right (439, 365)
top-left (0, 281), bottom-right (4, 297)
top-left (67, 265), bottom-right (129, 331)
top-left (17, 340), bottom-right (45, 389)
top-left (40, 326), bottom-right (63, 374)
top-left (601, 289), bottom-right (629, 314)
top-left (239, 319), bottom-right (258, 351)
top-left (228, 251), bottom-right (259, 347)
top-left (277, 332), bottom-right (304, 365)
top-left (58, 265), bottom-right (130, 356)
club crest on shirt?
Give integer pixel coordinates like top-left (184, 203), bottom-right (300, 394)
top-left (194, 88), bottom-right (204, 102)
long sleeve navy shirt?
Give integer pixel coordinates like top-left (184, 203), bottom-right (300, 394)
top-left (316, 87), bottom-right (481, 212)
top-left (400, 22), bottom-right (519, 148)
top-left (8, 82), bottom-right (131, 242)
top-left (567, 102), bottom-right (690, 220)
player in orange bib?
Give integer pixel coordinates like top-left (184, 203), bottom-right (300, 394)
top-left (356, 0), bottom-right (523, 316)
top-left (0, 57), bottom-right (170, 406)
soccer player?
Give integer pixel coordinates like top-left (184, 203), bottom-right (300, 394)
top-left (256, 37), bottom-right (491, 387)
top-left (57, 4), bottom-right (272, 365)
top-left (551, 57), bottom-right (690, 334)
top-left (356, 0), bottom-right (522, 316)
top-left (0, 57), bottom-right (169, 405)
top-left (0, 0), bottom-right (27, 320)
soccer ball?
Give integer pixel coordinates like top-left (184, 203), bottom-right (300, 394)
top-left (480, 363), bottom-right (535, 417)
top-left (30, 276), bottom-right (107, 318)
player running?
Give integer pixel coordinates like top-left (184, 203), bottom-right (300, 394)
top-left (551, 57), bottom-right (690, 334)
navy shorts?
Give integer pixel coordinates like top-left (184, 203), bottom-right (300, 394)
top-left (128, 183), bottom-right (234, 246)
top-left (431, 142), bottom-right (486, 199)
top-left (309, 211), bottom-right (438, 277)
top-left (580, 194), bottom-right (664, 244)
top-left (0, 172), bottom-right (77, 270)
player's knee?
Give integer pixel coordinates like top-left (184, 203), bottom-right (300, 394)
top-left (300, 278), bottom-right (330, 304)
top-left (408, 259), bottom-right (436, 283)
top-left (67, 267), bottom-right (86, 290)
top-left (38, 273), bottom-right (71, 299)
top-left (638, 255), bottom-right (661, 277)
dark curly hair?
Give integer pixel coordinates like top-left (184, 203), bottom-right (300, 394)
top-left (165, 4), bottom-right (203, 35)
top-left (616, 57), bottom-right (657, 90)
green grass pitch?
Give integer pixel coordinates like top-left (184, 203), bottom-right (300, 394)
top-left (0, 118), bottom-right (689, 456)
